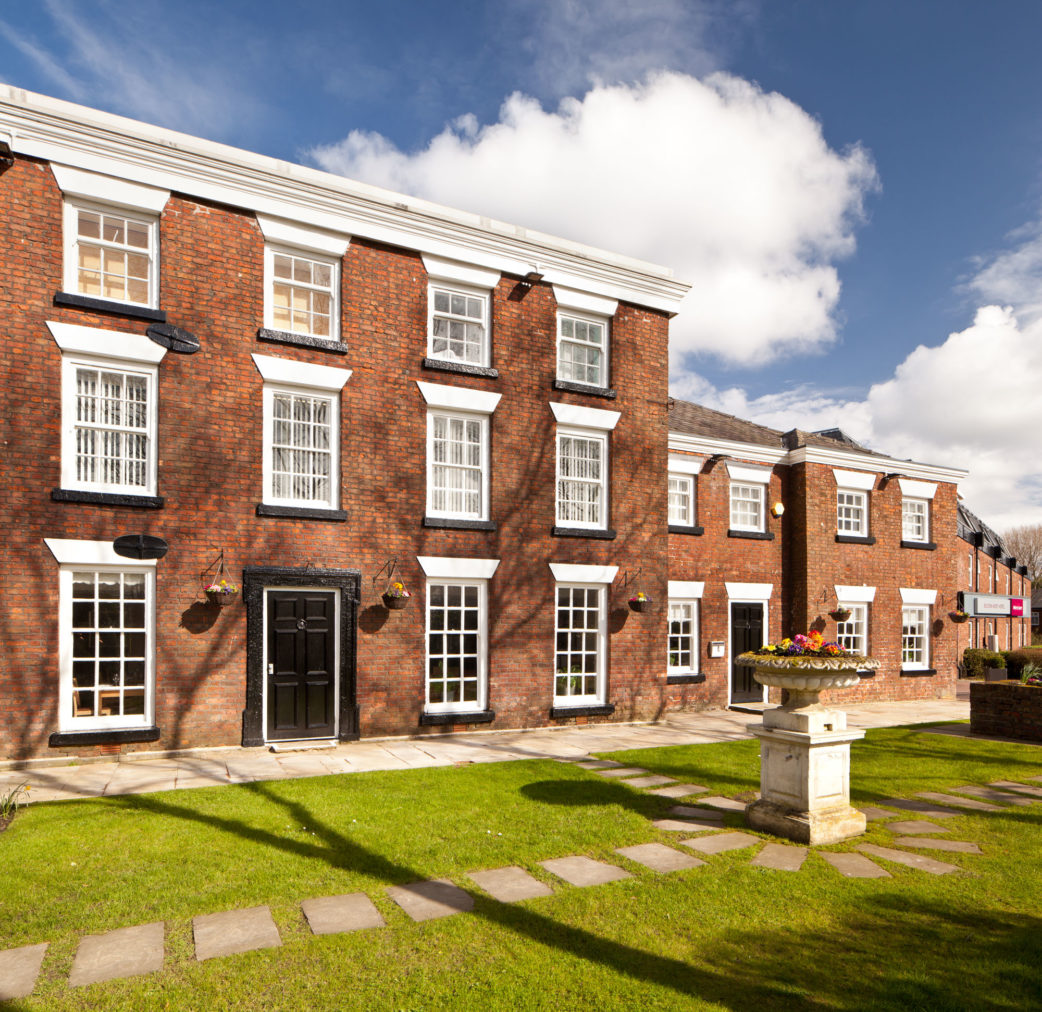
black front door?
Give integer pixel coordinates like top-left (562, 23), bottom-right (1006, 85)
top-left (731, 603), bottom-right (764, 703)
top-left (267, 590), bottom-right (336, 740)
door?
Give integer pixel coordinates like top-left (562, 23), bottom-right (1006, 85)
top-left (267, 590), bottom-right (336, 741)
top-left (731, 603), bottom-right (764, 703)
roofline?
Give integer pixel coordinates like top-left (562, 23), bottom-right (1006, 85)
top-left (0, 86), bottom-right (691, 315)
top-left (668, 433), bottom-right (787, 465)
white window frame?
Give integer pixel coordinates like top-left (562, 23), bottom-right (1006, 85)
top-left (902, 498), bottom-right (929, 542)
top-left (427, 281), bottom-right (491, 367)
top-left (730, 482), bottom-right (765, 532)
top-left (667, 599), bottom-right (699, 674)
top-left (426, 409), bottom-right (490, 521)
top-left (556, 427), bottom-right (608, 530)
top-left (835, 602), bottom-right (868, 658)
top-left (901, 605), bottom-right (930, 670)
top-left (553, 582), bottom-right (608, 706)
top-left (556, 309), bottom-right (609, 388)
top-left (553, 285), bottom-right (617, 390)
top-left (668, 473), bottom-right (695, 526)
top-left (837, 489), bottom-right (868, 536)
top-left (263, 244), bottom-right (340, 341)
top-left (424, 579), bottom-right (488, 714)
top-left (422, 255), bottom-right (500, 368)
top-left (550, 403), bottom-right (620, 532)
top-left (46, 539), bottom-right (156, 733)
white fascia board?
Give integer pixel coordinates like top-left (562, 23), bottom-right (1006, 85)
top-left (668, 453), bottom-right (705, 475)
top-left (835, 585), bottom-right (877, 604)
top-left (726, 461), bottom-right (774, 483)
top-left (549, 563), bottom-right (619, 585)
top-left (550, 402), bottom-right (621, 431)
top-left (900, 587), bottom-right (938, 605)
top-left (251, 353), bottom-right (352, 391)
top-left (45, 538), bottom-right (157, 567)
top-left (416, 381), bottom-right (501, 414)
top-left (50, 163), bottom-right (169, 213)
top-left (417, 556), bottom-right (500, 580)
top-left (421, 254), bottom-right (500, 290)
top-left (832, 468), bottom-right (877, 491)
top-left (898, 478), bottom-right (938, 500)
top-left (668, 432), bottom-right (788, 466)
top-left (256, 214), bottom-right (350, 257)
top-left (47, 320), bottom-right (167, 364)
top-left (552, 285), bottom-right (618, 318)
top-left (668, 580), bottom-right (705, 599)
top-left (1, 87), bottom-right (689, 315)
top-left (786, 445), bottom-right (966, 484)
top-left (725, 582), bottom-right (773, 600)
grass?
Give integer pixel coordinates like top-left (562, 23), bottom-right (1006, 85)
top-left (1, 727), bottom-right (1041, 1010)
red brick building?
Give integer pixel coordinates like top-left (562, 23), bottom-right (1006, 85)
top-left (0, 88), bottom-right (1027, 763)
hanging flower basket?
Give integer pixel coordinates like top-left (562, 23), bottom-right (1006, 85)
top-left (829, 608), bottom-right (853, 623)
top-left (629, 594), bottom-right (652, 613)
top-left (205, 588), bottom-right (239, 607)
top-left (382, 582), bottom-right (411, 610)
top-left (949, 610), bottom-right (970, 624)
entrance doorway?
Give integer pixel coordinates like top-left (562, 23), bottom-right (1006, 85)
top-left (730, 602), bottom-right (764, 703)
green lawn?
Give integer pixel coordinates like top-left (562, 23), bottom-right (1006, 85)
top-left (2, 727), bottom-right (1041, 1010)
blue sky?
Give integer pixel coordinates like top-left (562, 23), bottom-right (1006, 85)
top-left (2, 0), bottom-right (1042, 527)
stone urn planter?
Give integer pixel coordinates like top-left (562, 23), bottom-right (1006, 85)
top-left (736, 651), bottom-right (880, 846)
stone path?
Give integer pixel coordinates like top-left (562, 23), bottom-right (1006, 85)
top-left (5, 716), bottom-right (1037, 1000)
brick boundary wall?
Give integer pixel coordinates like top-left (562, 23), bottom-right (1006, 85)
top-left (969, 681), bottom-right (1042, 742)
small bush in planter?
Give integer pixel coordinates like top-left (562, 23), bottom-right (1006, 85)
top-left (963, 648), bottom-right (1006, 679)
top-left (1021, 662), bottom-right (1042, 686)
top-left (1002, 647), bottom-right (1042, 680)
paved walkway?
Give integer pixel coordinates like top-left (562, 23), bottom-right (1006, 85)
top-left (0, 696), bottom-right (969, 804)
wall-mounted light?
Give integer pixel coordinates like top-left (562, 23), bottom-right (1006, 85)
top-left (771, 502), bottom-right (785, 518)
top-left (0, 140), bottom-right (13, 172)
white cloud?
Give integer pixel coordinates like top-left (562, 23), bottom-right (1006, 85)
top-left (967, 220), bottom-right (1042, 322)
top-left (310, 71), bottom-right (878, 368)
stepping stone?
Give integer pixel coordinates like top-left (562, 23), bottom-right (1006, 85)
top-left (750, 844), bottom-right (807, 872)
top-left (892, 837), bottom-right (982, 854)
top-left (194, 906), bottom-right (281, 961)
top-left (386, 879), bottom-right (474, 922)
top-left (667, 805), bottom-right (724, 820)
top-left (652, 818), bottom-right (721, 833)
top-left (916, 792), bottom-right (1002, 812)
top-left (615, 843), bottom-right (706, 873)
top-left (881, 799), bottom-right (960, 819)
top-left (468, 866), bottom-right (554, 903)
top-left (575, 761), bottom-right (621, 770)
top-left (647, 784), bottom-right (708, 798)
top-left (0, 943), bottom-right (48, 1001)
top-left (820, 852), bottom-right (891, 879)
top-left (622, 775), bottom-right (676, 789)
top-left (887, 820), bottom-right (950, 835)
top-left (69, 922), bottom-right (164, 987)
top-left (680, 832), bottom-right (760, 855)
top-left (596, 767), bottom-right (648, 778)
top-left (301, 893), bottom-right (385, 935)
top-left (539, 856), bottom-right (632, 887)
top-left (989, 781), bottom-right (1042, 798)
top-left (858, 844), bottom-right (961, 875)
top-left (1027, 775), bottom-right (1042, 783)
top-left (695, 796), bottom-right (749, 812)
top-left (860, 806), bottom-right (898, 821)
top-left (950, 786), bottom-right (1033, 806)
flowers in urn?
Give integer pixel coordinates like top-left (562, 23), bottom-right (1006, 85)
top-left (754, 630), bottom-right (849, 658)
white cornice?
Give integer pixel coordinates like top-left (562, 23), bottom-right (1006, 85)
top-left (0, 87), bottom-right (689, 315)
top-left (786, 445), bottom-right (966, 483)
top-left (668, 432), bottom-right (787, 465)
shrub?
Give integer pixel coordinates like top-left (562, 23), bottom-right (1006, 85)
top-left (1002, 647), bottom-right (1042, 679)
top-left (963, 649), bottom-right (1006, 679)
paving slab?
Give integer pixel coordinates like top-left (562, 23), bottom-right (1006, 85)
top-left (621, 775), bottom-right (676, 789)
top-left (750, 843), bottom-right (807, 871)
top-left (820, 851), bottom-right (891, 879)
top-left (680, 832), bottom-right (760, 855)
top-left (595, 767), bottom-right (648, 778)
top-left (615, 843), bottom-right (706, 873)
top-left (858, 843), bottom-right (961, 874)
top-left (0, 942), bottom-right (48, 1001)
top-left (887, 820), bottom-right (950, 835)
top-left (989, 780), bottom-right (1042, 798)
top-left (193, 906), bottom-right (281, 960)
top-left (880, 799), bottom-right (960, 819)
top-left (916, 791), bottom-right (1002, 812)
top-left (386, 879), bottom-right (475, 921)
top-left (652, 818), bottom-right (722, 833)
top-left (647, 783), bottom-right (708, 798)
top-left (301, 893), bottom-right (385, 934)
top-left (69, 922), bottom-right (164, 987)
top-left (575, 761), bottom-right (620, 770)
top-left (949, 786), bottom-right (1033, 806)
top-left (694, 796), bottom-right (749, 812)
top-left (891, 837), bottom-right (982, 853)
top-left (539, 856), bottom-right (632, 887)
top-left (667, 804), bottom-right (724, 820)
top-left (468, 866), bottom-right (554, 902)
top-left (1027, 775), bottom-right (1042, 783)
top-left (859, 806), bottom-right (898, 821)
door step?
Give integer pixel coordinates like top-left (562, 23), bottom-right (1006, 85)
top-left (268, 740), bottom-right (337, 753)
top-left (729, 703), bottom-right (768, 715)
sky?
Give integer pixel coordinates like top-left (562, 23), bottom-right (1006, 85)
top-left (2, 0), bottom-right (1042, 529)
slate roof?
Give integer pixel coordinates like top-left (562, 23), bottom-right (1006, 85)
top-left (667, 399), bottom-right (785, 449)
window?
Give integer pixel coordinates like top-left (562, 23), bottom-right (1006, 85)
top-left (252, 354), bottom-right (353, 511)
top-left (51, 321), bottom-right (167, 498)
top-left (557, 312), bottom-right (607, 387)
top-left (730, 482), bottom-right (764, 532)
top-left (268, 249), bottom-right (337, 339)
top-left (428, 411), bottom-right (489, 520)
top-left (902, 498), bottom-right (929, 542)
top-left (426, 582), bottom-right (487, 713)
top-left (554, 585), bottom-right (606, 704)
top-left (668, 601), bottom-right (699, 673)
top-left (550, 403), bottom-right (620, 532)
top-left (421, 255), bottom-right (500, 369)
top-left (837, 490), bottom-right (868, 536)
top-left (46, 539), bottom-right (155, 732)
top-left (901, 606), bottom-right (929, 669)
top-left (668, 474), bottom-right (695, 526)
top-left (836, 603), bottom-right (868, 657)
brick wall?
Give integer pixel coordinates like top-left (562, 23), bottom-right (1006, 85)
top-left (969, 681), bottom-right (1042, 741)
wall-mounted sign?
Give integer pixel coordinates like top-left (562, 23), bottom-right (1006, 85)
top-left (961, 592), bottom-right (1029, 618)
top-left (708, 641), bottom-right (725, 658)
